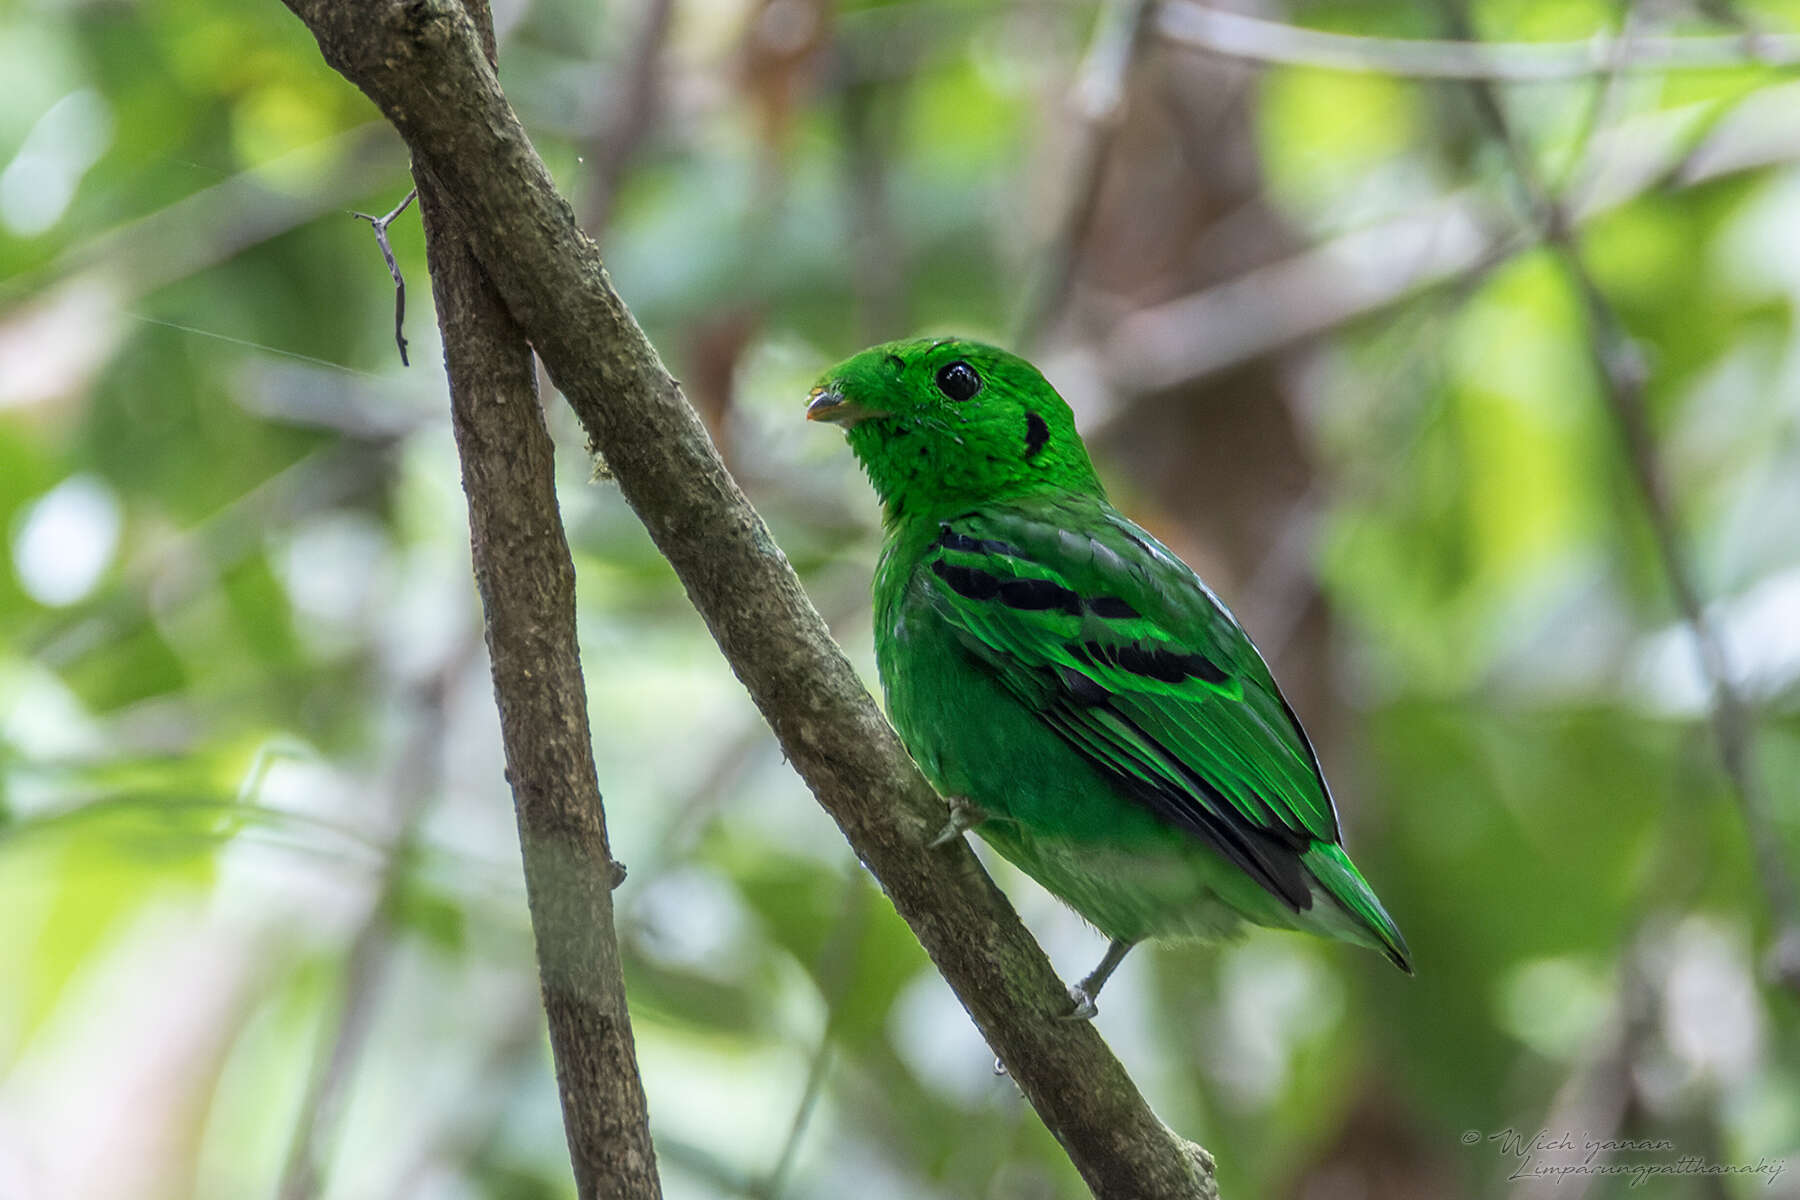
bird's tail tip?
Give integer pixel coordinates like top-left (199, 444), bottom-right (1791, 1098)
top-left (1302, 840), bottom-right (1413, 976)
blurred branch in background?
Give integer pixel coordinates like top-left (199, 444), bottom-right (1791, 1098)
top-left (1512, 759), bottom-right (1710, 1200)
top-left (0, 122), bottom-right (401, 310)
top-left (277, 633), bottom-right (479, 1200)
top-left (0, 122), bottom-right (403, 409)
top-left (582, 0), bottom-right (675, 234)
top-left (275, 0), bottom-right (1219, 1193)
top-left (1094, 77), bottom-right (1800, 405)
top-left (1156, 2), bottom-right (1800, 81)
top-left (24, 440), bottom-right (399, 704)
top-left (388, 995), bottom-right (551, 1190)
top-left (1014, 0), bottom-right (1156, 349)
top-left (1441, 0), bottom-right (1800, 992)
top-left (754, 867), bottom-right (868, 1200)
top-left (836, 64), bottom-right (908, 343)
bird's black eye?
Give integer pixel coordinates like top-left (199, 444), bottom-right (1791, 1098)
top-left (935, 360), bottom-right (982, 402)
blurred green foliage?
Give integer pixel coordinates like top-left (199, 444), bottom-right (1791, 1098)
top-left (3, 0), bottom-right (1799, 1197)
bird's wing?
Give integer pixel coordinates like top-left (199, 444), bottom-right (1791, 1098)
top-left (919, 501), bottom-right (1338, 912)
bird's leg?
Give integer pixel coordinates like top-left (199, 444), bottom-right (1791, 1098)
top-left (928, 795), bottom-right (988, 847)
top-left (1063, 939), bottom-right (1134, 1021)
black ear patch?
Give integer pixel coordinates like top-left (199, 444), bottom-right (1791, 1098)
top-left (1024, 412), bottom-right (1050, 458)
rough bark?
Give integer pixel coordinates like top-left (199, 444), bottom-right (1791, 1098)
top-left (418, 171), bottom-right (661, 1197)
top-left (399, 3), bottom-right (661, 1192)
top-left (278, 0), bottom-right (1218, 1194)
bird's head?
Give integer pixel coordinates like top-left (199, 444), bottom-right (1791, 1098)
top-left (807, 337), bottom-right (1103, 525)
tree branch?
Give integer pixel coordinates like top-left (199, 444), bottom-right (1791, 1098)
top-left (277, 0), bottom-right (1218, 1195)
top-left (370, 2), bottom-right (662, 1194)
top-left (417, 159), bottom-right (662, 1195)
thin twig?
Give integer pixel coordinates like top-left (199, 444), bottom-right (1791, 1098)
top-left (1156, 2), bottom-right (1800, 81)
top-left (1444, 0), bottom-right (1800, 992)
top-left (353, 187), bottom-right (418, 365)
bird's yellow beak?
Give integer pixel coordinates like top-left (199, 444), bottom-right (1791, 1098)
top-left (806, 385), bottom-right (884, 426)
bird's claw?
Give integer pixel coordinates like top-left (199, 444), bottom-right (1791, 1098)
top-left (1062, 983), bottom-right (1099, 1022)
top-left (928, 796), bottom-right (986, 847)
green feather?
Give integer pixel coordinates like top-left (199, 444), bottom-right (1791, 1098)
top-left (810, 336), bottom-right (1412, 977)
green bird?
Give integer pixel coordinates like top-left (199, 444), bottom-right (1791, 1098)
top-left (808, 336), bottom-right (1411, 1016)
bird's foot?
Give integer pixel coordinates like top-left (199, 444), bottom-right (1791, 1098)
top-left (928, 795), bottom-right (988, 848)
top-left (1060, 939), bottom-right (1132, 1021)
top-left (1062, 982), bottom-right (1099, 1022)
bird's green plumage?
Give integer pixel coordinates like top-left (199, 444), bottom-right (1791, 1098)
top-left (811, 336), bottom-right (1410, 974)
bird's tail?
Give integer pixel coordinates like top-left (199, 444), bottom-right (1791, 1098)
top-left (1302, 841), bottom-right (1412, 974)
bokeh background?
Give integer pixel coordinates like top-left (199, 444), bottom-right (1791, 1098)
top-left (4, 0), bottom-right (1800, 1196)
